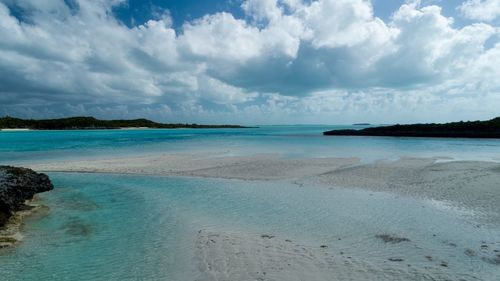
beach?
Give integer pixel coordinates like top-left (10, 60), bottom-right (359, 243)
top-left (27, 153), bottom-right (500, 217)
top-left (24, 152), bottom-right (500, 280)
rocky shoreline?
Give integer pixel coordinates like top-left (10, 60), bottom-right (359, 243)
top-left (0, 166), bottom-right (53, 229)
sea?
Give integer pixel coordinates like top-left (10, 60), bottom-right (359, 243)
top-left (1, 126), bottom-right (499, 280)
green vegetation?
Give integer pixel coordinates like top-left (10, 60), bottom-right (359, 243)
top-left (324, 117), bottom-right (500, 138)
top-left (0, 116), bottom-right (249, 130)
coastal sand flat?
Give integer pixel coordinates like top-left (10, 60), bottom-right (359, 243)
top-left (27, 153), bottom-right (359, 181)
top-left (311, 157), bottom-right (500, 219)
top-left (195, 230), bottom-right (478, 281)
top-left (27, 154), bottom-right (500, 280)
top-left (28, 154), bottom-right (500, 216)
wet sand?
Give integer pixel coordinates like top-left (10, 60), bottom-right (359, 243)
top-left (26, 153), bottom-right (500, 280)
top-left (27, 153), bottom-right (500, 216)
top-left (195, 230), bottom-right (485, 281)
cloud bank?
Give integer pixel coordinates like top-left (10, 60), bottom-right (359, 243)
top-left (459, 0), bottom-right (500, 22)
top-left (0, 0), bottom-right (499, 124)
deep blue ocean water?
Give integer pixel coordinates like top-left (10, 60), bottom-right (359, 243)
top-left (1, 127), bottom-right (500, 280)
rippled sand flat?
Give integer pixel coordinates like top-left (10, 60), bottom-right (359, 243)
top-left (196, 230), bottom-right (489, 281)
top-left (28, 153), bottom-right (500, 216)
top-left (22, 154), bottom-right (500, 280)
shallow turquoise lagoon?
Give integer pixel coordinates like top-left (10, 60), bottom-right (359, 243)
top-left (1, 126), bottom-right (500, 164)
top-left (1, 173), bottom-right (499, 280)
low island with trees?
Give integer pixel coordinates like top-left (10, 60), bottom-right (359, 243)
top-left (324, 117), bottom-right (500, 138)
top-left (0, 116), bottom-right (250, 130)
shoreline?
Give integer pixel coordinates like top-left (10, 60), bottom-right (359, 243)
top-left (26, 153), bottom-right (500, 221)
top-left (7, 153), bottom-right (500, 280)
top-left (0, 197), bottom-right (47, 248)
top-left (0, 128), bottom-right (32, 132)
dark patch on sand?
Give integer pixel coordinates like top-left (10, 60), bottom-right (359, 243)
top-left (60, 218), bottom-right (93, 237)
top-left (55, 193), bottom-right (99, 212)
top-left (443, 240), bottom-right (457, 247)
top-left (482, 256), bottom-right (500, 265)
top-left (376, 234), bottom-right (410, 244)
top-left (465, 249), bottom-right (477, 257)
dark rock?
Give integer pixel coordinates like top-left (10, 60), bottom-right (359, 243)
top-left (388, 258), bottom-right (404, 262)
top-left (0, 166), bottom-right (53, 226)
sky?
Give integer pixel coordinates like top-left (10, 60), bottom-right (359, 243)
top-left (0, 0), bottom-right (500, 125)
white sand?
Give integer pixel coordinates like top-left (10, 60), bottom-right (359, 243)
top-left (27, 153), bottom-right (359, 181)
top-left (29, 153), bottom-right (500, 218)
top-left (26, 153), bottom-right (500, 280)
top-left (310, 157), bottom-right (500, 219)
top-left (0, 128), bottom-right (31, 131)
top-left (27, 154), bottom-right (500, 215)
top-left (195, 230), bottom-right (474, 281)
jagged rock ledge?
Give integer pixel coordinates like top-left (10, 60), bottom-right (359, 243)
top-left (0, 166), bottom-right (53, 227)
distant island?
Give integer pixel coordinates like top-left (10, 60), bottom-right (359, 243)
top-left (353, 123), bottom-right (371, 126)
top-left (324, 117), bottom-right (500, 138)
top-left (0, 116), bottom-right (249, 130)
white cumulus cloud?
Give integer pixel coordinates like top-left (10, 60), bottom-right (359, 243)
top-left (0, 0), bottom-right (499, 124)
top-left (459, 0), bottom-right (500, 22)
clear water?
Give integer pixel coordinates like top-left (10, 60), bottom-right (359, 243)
top-left (1, 174), bottom-right (499, 280)
top-left (1, 126), bottom-right (500, 164)
top-left (1, 127), bottom-right (500, 280)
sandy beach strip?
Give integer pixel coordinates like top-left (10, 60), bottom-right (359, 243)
top-left (27, 153), bottom-right (360, 181)
top-left (0, 128), bottom-right (31, 132)
top-left (27, 153), bottom-right (500, 215)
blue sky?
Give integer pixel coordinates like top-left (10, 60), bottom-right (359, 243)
top-left (113, 0), bottom-right (245, 28)
top-left (112, 0), bottom-right (482, 28)
top-left (1, 0), bottom-right (500, 124)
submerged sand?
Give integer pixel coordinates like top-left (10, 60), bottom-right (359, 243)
top-left (195, 230), bottom-right (484, 281)
top-left (27, 153), bottom-right (500, 216)
top-left (26, 153), bottom-right (500, 280)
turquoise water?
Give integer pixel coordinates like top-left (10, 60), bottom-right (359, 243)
top-left (1, 173), bottom-right (499, 280)
top-left (1, 126), bottom-right (500, 164)
top-left (1, 127), bottom-right (500, 280)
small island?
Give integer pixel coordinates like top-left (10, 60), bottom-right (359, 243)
top-left (0, 116), bottom-right (250, 130)
top-left (324, 117), bottom-right (500, 138)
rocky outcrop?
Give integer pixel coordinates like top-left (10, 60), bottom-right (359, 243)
top-left (0, 166), bottom-right (53, 227)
